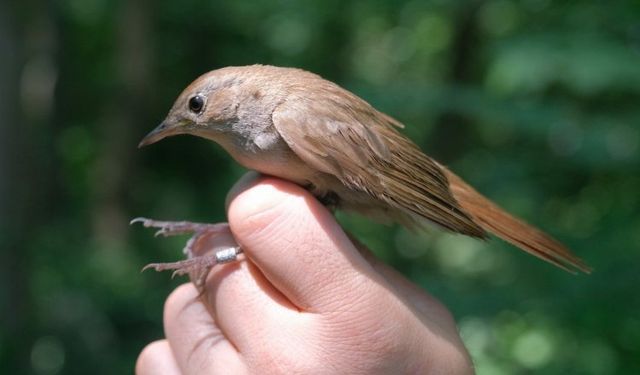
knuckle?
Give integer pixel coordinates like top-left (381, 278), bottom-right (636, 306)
top-left (163, 283), bottom-right (197, 325)
top-left (135, 340), bottom-right (168, 375)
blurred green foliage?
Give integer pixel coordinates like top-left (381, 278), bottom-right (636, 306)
top-left (1, 0), bottom-right (639, 374)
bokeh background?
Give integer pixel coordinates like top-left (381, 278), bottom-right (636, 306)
top-left (2, 0), bottom-right (639, 373)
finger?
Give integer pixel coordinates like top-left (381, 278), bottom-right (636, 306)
top-left (227, 176), bottom-right (388, 312)
top-left (163, 283), bottom-right (246, 374)
top-left (136, 340), bottom-right (181, 375)
top-left (189, 228), bottom-right (301, 351)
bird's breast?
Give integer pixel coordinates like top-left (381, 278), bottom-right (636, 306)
top-left (226, 138), bottom-right (320, 187)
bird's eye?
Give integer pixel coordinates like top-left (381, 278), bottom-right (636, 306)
top-left (188, 95), bottom-right (205, 114)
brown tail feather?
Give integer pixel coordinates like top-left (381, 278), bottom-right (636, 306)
top-left (443, 168), bottom-right (591, 274)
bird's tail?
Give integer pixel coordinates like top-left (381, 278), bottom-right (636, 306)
top-left (443, 168), bottom-right (591, 274)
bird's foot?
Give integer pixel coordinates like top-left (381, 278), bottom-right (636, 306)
top-left (142, 246), bottom-right (243, 288)
top-left (131, 217), bottom-right (230, 256)
top-left (131, 217), bottom-right (242, 287)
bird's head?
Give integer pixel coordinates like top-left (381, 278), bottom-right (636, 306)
top-left (138, 68), bottom-right (248, 148)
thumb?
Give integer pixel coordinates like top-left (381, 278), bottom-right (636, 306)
top-left (226, 175), bottom-right (384, 312)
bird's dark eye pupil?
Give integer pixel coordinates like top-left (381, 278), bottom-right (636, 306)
top-left (188, 95), bottom-right (204, 113)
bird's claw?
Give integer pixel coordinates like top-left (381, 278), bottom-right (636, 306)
top-left (130, 217), bottom-right (228, 237)
top-left (134, 217), bottom-right (240, 288)
top-left (141, 246), bottom-right (242, 287)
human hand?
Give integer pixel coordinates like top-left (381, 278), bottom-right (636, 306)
top-left (136, 173), bottom-right (473, 374)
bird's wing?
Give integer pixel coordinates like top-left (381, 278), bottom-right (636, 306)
top-left (271, 91), bottom-right (486, 238)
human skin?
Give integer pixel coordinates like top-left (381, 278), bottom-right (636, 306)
top-left (135, 173), bottom-right (474, 374)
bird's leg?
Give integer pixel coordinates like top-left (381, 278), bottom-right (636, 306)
top-left (143, 246), bottom-right (243, 288)
top-left (131, 217), bottom-right (243, 287)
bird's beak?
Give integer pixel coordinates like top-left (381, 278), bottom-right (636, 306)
top-left (138, 121), bottom-right (176, 148)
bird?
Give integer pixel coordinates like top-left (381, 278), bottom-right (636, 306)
top-left (134, 64), bottom-right (591, 279)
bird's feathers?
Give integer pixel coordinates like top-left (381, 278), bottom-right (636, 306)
top-left (443, 169), bottom-right (592, 273)
top-left (272, 79), bottom-right (486, 238)
top-left (270, 68), bottom-right (588, 273)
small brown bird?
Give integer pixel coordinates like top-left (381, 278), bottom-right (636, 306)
top-left (135, 64), bottom-right (590, 277)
